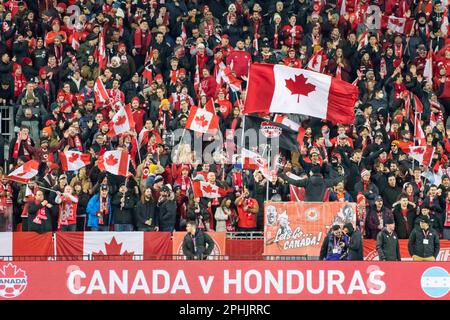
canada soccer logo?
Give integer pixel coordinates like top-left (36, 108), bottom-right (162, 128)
top-left (260, 122), bottom-right (282, 138)
top-left (305, 208), bottom-right (320, 222)
top-left (0, 263), bottom-right (28, 299)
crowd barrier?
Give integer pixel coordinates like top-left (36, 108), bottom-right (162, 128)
top-left (0, 232), bottom-right (449, 261)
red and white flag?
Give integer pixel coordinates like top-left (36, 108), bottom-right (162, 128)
top-left (244, 63), bottom-right (359, 124)
top-left (181, 22), bottom-right (187, 46)
top-left (108, 104), bottom-right (136, 137)
top-left (407, 146), bottom-right (435, 167)
top-left (239, 148), bottom-right (268, 170)
top-left (94, 77), bottom-right (110, 104)
top-left (382, 16), bottom-right (414, 34)
top-left (7, 160), bottom-right (39, 183)
top-left (414, 114), bottom-right (426, 146)
top-left (71, 36), bottom-right (80, 50)
top-left (217, 63), bottom-right (242, 92)
top-left (98, 150), bottom-right (130, 176)
top-left (307, 49), bottom-right (324, 73)
top-left (192, 181), bottom-right (228, 198)
top-left (25, 184), bottom-right (34, 197)
top-left (185, 105), bottom-right (219, 134)
top-left (194, 55), bottom-right (200, 94)
top-left (273, 114), bottom-right (301, 131)
top-left (142, 65), bottom-right (153, 84)
top-left (98, 31), bottom-right (107, 71)
top-left (60, 151), bottom-right (90, 171)
top-left (424, 44), bottom-right (433, 81)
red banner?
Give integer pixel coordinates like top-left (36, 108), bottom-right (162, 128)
top-left (0, 261), bottom-right (448, 300)
top-left (364, 240), bottom-right (450, 261)
top-left (172, 232), bottom-right (226, 259)
top-left (264, 202), bottom-right (356, 256)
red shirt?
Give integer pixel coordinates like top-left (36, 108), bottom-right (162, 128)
top-left (237, 198), bottom-right (258, 229)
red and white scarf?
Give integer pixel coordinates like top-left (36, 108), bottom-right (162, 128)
top-left (134, 28), bottom-right (152, 54)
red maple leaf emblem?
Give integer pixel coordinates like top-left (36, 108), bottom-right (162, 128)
top-left (202, 184), bottom-right (217, 194)
top-left (390, 18), bottom-right (404, 27)
top-left (0, 263), bottom-right (26, 278)
top-left (195, 114), bottom-right (209, 128)
top-left (413, 148), bottom-right (425, 155)
top-left (114, 115), bottom-right (127, 126)
top-left (16, 171), bottom-right (28, 177)
top-left (105, 154), bottom-right (118, 166)
top-left (91, 237), bottom-right (135, 261)
top-left (68, 153), bottom-right (79, 163)
top-left (285, 74), bottom-right (316, 103)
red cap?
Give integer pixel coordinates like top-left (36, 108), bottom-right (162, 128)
top-left (179, 68), bottom-right (186, 75)
top-left (131, 97), bottom-right (140, 104)
top-left (39, 67), bottom-right (47, 76)
top-left (22, 57), bottom-right (32, 65)
top-left (155, 74), bottom-right (163, 80)
top-left (56, 3), bottom-right (67, 10)
top-left (99, 121), bottom-right (108, 128)
top-left (57, 92), bottom-right (65, 99)
top-left (45, 119), bottom-right (56, 126)
top-left (12, 63), bottom-right (21, 73)
top-left (221, 34), bottom-right (229, 40)
top-left (181, 165), bottom-right (190, 172)
top-left (118, 43), bottom-right (126, 49)
top-left (52, 19), bottom-right (60, 27)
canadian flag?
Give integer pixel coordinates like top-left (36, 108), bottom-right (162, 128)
top-left (142, 64), bottom-right (153, 84)
top-left (414, 114), bottom-right (426, 146)
top-left (382, 15), bottom-right (414, 34)
top-left (192, 181), bottom-right (228, 199)
top-left (424, 44), bottom-right (433, 81)
top-left (185, 105), bottom-right (219, 134)
top-left (407, 146), bottom-right (435, 167)
top-left (108, 104), bottom-right (135, 137)
top-left (194, 55), bottom-right (200, 94)
top-left (98, 150), bottom-right (130, 176)
top-left (307, 49), bottom-right (324, 73)
top-left (216, 62), bottom-right (242, 92)
top-left (286, 172), bottom-right (304, 201)
top-left (239, 148), bottom-right (268, 170)
top-left (244, 63), bottom-right (359, 124)
top-left (94, 77), bottom-right (110, 104)
top-left (273, 114), bottom-right (300, 131)
top-left (60, 151), bottom-right (91, 171)
top-left (181, 22), bottom-right (187, 46)
top-left (357, 30), bottom-right (368, 51)
top-left (0, 233), bottom-right (54, 259)
top-left (7, 160), bottom-right (39, 183)
top-left (71, 36), bottom-right (80, 50)
top-left (98, 30), bottom-right (107, 71)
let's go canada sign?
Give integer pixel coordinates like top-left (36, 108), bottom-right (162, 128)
top-left (0, 261), bottom-right (448, 300)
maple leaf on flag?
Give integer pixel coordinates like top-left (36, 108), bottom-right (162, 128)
top-left (68, 153), bottom-right (79, 163)
top-left (413, 148), bottom-right (425, 155)
top-left (16, 171), bottom-right (28, 177)
top-left (91, 237), bottom-right (134, 261)
top-left (202, 184), bottom-right (216, 194)
top-left (105, 154), bottom-right (119, 166)
top-left (285, 74), bottom-right (316, 103)
top-left (115, 115), bottom-right (127, 126)
top-left (195, 115), bottom-right (209, 128)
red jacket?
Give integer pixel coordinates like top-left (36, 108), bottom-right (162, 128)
top-left (280, 24), bottom-right (303, 47)
top-left (200, 76), bottom-right (217, 100)
top-left (226, 50), bottom-right (252, 78)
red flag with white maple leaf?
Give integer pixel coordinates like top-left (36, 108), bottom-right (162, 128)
top-left (244, 63), bottom-right (358, 124)
top-left (60, 151), bottom-right (91, 171)
top-left (94, 77), bottom-right (110, 105)
top-left (6, 160), bottom-right (39, 183)
top-left (185, 105), bottom-right (219, 134)
top-left (192, 181), bottom-right (229, 198)
top-left (108, 104), bottom-right (135, 137)
top-left (98, 30), bottom-right (107, 71)
top-left (407, 146), bottom-right (435, 167)
top-left (98, 150), bottom-right (130, 176)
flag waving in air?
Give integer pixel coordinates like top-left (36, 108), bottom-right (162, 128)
top-left (60, 151), bottom-right (91, 171)
top-left (244, 63), bottom-right (359, 124)
top-left (185, 105), bottom-right (219, 134)
top-left (108, 104), bottom-right (136, 137)
top-left (98, 150), bottom-right (130, 176)
top-left (7, 160), bottom-right (39, 183)
top-left (407, 146), bottom-right (435, 167)
top-left (192, 181), bottom-right (229, 198)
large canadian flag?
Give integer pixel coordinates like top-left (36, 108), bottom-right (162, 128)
top-left (7, 160), bottom-right (39, 183)
top-left (98, 150), bottom-right (130, 176)
top-left (408, 146), bottom-right (435, 167)
top-left (108, 104), bottom-right (135, 137)
top-left (244, 63), bottom-right (359, 124)
top-left (94, 77), bottom-right (110, 104)
top-left (192, 181), bottom-right (228, 198)
top-left (60, 151), bottom-right (91, 171)
top-left (382, 15), bottom-right (414, 34)
top-left (185, 106), bottom-right (219, 134)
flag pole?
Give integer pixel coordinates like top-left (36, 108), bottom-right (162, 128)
top-left (134, 135), bottom-right (142, 165)
top-left (266, 145), bottom-right (271, 202)
top-left (9, 180), bottom-right (60, 193)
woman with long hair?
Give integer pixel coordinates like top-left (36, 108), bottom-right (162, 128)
top-left (214, 197), bottom-right (238, 232)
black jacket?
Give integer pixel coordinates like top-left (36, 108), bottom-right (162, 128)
top-left (135, 199), bottom-right (158, 231)
top-left (366, 207), bottom-right (393, 240)
top-left (346, 226), bottom-right (364, 261)
top-left (157, 196), bottom-right (177, 230)
top-left (376, 228), bottom-right (401, 261)
top-left (283, 173), bottom-right (343, 202)
top-left (27, 201), bottom-right (52, 233)
top-left (111, 192), bottom-right (137, 225)
top-left (392, 204), bottom-right (417, 239)
top-left (408, 227), bottom-right (440, 258)
top-left (182, 229), bottom-right (215, 260)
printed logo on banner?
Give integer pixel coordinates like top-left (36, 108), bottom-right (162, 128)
top-left (305, 208), bottom-right (320, 222)
top-left (421, 267), bottom-right (450, 299)
top-left (0, 263), bottom-right (28, 299)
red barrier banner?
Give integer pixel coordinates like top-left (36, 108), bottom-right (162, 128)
top-left (0, 232), bottom-right (53, 258)
top-left (172, 232), bottom-right (226, 259)
top-left (0, 261), bottom-right (448, 300)
top-left (364, 240), bottom-right (450, 261)
top-left (264, 202), bottom-right (356, 256)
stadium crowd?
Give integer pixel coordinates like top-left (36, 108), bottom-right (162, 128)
top-left (0, 0), bottom-right (449, 247)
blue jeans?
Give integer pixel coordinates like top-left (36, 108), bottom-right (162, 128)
top-left (90, 225), bottom-right (110, 231)
top-left (114, 224), bottom-right (134, 231)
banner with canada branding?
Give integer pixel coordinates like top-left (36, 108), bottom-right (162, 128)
top-left (0, 261), bottom-right (448, 300)
top-left (264, 202), bottom-right (356, 257)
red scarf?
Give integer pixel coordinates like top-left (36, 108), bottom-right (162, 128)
top-left (203, 19), bottom-right (214, 38)
top-left (32, 202), bottom-right (48, 225)
top-left (134, 28), bottom-right (152, 54)
top-left (58, 195), bottom-right (78, 228)
top-left (39, 80), bottom-right (50, 97)
top-left (445, 198), bottom-right (450, 227)
top-left (13, 73), bottom-right (26, 97)
top-left (13, 136), bottom-right (30, 160)
top-left (170, 69), bottom-right (178, 85)
top-left (394, 44), bottom-right (403, 60)
top-left (362, 180), bottom-right (370, 192)
top-left (54, 44), bottom-right (63, 65)
top-left (97, 196), bottom-right (109, 225)
top-left (273, 24), bottom-right (279, 49)
top-left (232, 171), bottom-right (243, 190)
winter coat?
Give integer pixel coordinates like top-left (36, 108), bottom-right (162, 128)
top-left (135, 199), bottom-right (158, 231)
top-left (86, 194), bottom-right (112, 228)
top-left (283, 173), bottom-right (343, 202)
top-left (346, 226), bottom-right (364, 261)
top-left (319, 231), bottom-right (350, 261)
top-left (157, 193), bottom-right (177, 230)
top-left (365, 207), bottom-right (394, 240)
top-left (182, 229), bottom-right (215, 260)
top-left (376, 228), bottom-right (401, 261)
top-left (27, 201), bottom-right (52, 233)
top-left (408, 227), bottom-right (440, 258)
top-left (111, 192), bottom-right (137, 225)
top-left (392, 204), bottom-right (417, 239)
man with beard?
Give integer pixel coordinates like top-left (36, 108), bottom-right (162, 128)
top-left (376, 217), bottom-right (401, 261)
top-left (157, 185), bottom-right (177, 232)
top-left (136, 187), bottom-right (159, 232)
top-left (366, 196), bottom-right (394, 239)
top-left (235, 186), bottom-right (259, 232)
top-left (320, 225), bottom-right (350, 260)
